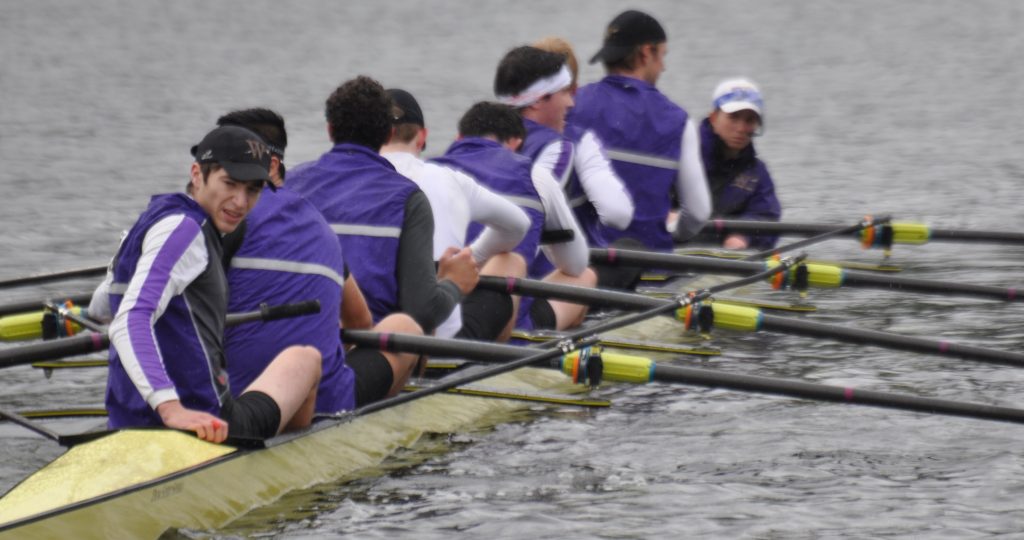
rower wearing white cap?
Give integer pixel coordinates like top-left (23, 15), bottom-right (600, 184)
top-left (699, 78), bottom-right (782, 249)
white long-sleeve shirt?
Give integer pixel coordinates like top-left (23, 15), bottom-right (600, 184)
top-left (531, 163), bottom-right (589, 277)
top-left (672, 119), bottom-right (713, 240)
top-left (384, 151), bottom-right (530, 336)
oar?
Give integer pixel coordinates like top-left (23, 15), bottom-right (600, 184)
top-left (402, 382), bottom-right (611, 407)
top-left (475, 275), bottom-right (1024, 368)
top-left (510, 330), bottom-right (720, 356)
top-left (743, 215), bottom-right (890, 260)
top-left (0, 293), bottom-right (92, 317)
top-left (679, 249), bottom-right (903, 273)
top-left (337, 258), bottom-right (802, 417)
top-left (591, 248), bottom-right (1022, 302)
top-left (341, 332), bottom-right (1024, 426)
top-left (0, 264), bottom-right (106, 289)
top-left (702, 219), bottom-right (1024, 246)
top-left (0, 301), bottom-right (322, 369)
top-left (49, 263), bottom-right (798, 449)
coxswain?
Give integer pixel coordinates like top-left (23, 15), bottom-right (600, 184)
top-left (697, 78), bottom-right (782, 249)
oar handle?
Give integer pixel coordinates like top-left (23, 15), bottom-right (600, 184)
top-left (350, 334), bottom-right (601, 416)
top-left (225, 300), bottom-right (321, 325)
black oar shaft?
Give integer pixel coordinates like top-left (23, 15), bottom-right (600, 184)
top-left (352, 335), bottom-right (600, 416)
top-left (0, 333), bottom-right (108, 368)
top-left (649, 363), bottom-right (1024, 425)
top-left (702, 219), bottom-right (1024, 245)
top-left (759, 314), bottom-right (1024, 367)
top-left (0, 301), bottom-right (322, 369)
top-left (928, 228), bottom-right (1024, 243)
top-left (344, 331), bottom-right (1024, 426)
top-left (744, 215), bottom-right (891, 260)
top-left (482, 275), bottom-right (1024, 367)
top-left (0, 265), bottom-right (106, 289)
top-left (0, 293), bottom-right (93, 317)
top-left (840, 271), bottom-right (1019, 301)
top-left (590, 248), bottom-right (1021, 302)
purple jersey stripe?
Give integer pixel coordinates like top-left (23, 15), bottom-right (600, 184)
top-left (552, 140), bottom-right (573, 184)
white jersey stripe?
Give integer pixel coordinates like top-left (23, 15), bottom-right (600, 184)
top-left (330, 223), bottom-right (402, 238)
top-left (231, 257), bottom-right (345, 287)
top-left (604, 148), bottom-right (680, 170)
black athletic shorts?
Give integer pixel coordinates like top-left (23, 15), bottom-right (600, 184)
top-left (348, 347), bottom-right (394, 406)
top-left (220, 390), bottom-right (281, 440)
top-left (529, 298), bottom-right (558, 330)
top-left (456, 288), bottom-right (513, 341)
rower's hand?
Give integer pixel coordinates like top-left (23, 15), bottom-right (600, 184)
top-left (438, 246), bottom-right (479, 295)
top-left (156, 399), bottom-right (229, 443)
top-left (723, 234), bottom-right (749, 250)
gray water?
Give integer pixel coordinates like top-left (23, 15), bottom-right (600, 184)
top-left (2, 0), bottom-right (1024, 537)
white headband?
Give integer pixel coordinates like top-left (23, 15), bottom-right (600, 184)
top-left (496, 65), bottom-right (572, 107)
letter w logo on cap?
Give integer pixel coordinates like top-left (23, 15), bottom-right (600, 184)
top-left (246, 139), bottom-right (270, 161)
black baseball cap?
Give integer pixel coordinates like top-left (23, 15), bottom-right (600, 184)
top-left (387, 88), bottom-right (425, 127)
top-left (190, 125), bottom-right (273, 188)
top-left (589, 10), bottom-right (667, 65)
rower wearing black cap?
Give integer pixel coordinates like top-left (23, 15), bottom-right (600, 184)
top-left (95, 125), bottom-right (322, 443)
top-left (216, 109), bottom-right (425, 411)
top-left (568, 10), bottom-right (712, 253)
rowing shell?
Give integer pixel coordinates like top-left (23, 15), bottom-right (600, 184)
top-left (0, 367), bottom-right (572, 539)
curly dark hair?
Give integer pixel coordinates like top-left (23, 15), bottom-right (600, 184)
top-left (457, 102), bottom-right (526, 143)
top-left (494, 46), bottom-right (566, 97)
top-left (325, 75), bottom-right (392, 150)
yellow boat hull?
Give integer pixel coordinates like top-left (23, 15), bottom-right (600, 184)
top-left (0, 368), bottom-right (568, 539)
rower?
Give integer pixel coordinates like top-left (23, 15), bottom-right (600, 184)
top-left (216, 109), bottom-right (423, 410)
top-left (495, 44), bottom-right (632, 265)
top-left (432, 102), bottom-right (592, 332)
top-left (380, 89), bottom-right (530, 341)
top-left (288, 76), bottom-right (479, 336)
top-left (99, 125), bottom-right (321, 443)
top-left (493, 44), bottom-right (636, 293)
top-left (695, 78), bottom-right (782, 249)
top-left (568, 10), bottom-right (712, 251)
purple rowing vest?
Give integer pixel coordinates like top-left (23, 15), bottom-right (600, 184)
top-left (568, 75), bottom-right (686, 251)
top-left (432, 137), bottom-right (544, 329)
top-left (289, 143), bottom-right (420, 323)
top-left (698, 119), bottom-right (781, 250)
top-left (225, 187), bottom-right (356, 413)
top-left (106, 193), bottom-right (228, 428)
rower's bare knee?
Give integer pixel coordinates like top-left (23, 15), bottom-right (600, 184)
top-left (373, 314), bottom-right (423, 391)
top-left (481, 252), bottom-right (526, 278)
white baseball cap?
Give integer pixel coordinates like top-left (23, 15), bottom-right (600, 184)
top-left (712, 78), bottom-right (764, 116)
